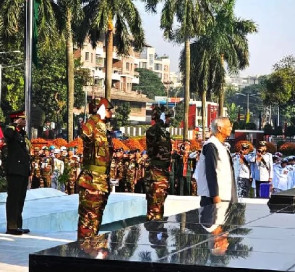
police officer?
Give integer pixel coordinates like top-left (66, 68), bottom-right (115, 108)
top-left (4, 110), bottom-right (31, 235)
top-left (77, 97), bottom-right (114, 239)
top-left (145, 105), bottom-right (173, 221)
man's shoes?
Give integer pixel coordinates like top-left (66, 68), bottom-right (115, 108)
top-left (6, 228), bottom-right (23, 235)
top-left (19, 228), bottom-right (30, 234)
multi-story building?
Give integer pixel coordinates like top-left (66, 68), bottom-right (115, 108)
top-left (138, 45), bottom-right (171, 87)
top-left (225, 74), bottom-right (260, 90)
top-left (74, 39), bottom-right (153, 124)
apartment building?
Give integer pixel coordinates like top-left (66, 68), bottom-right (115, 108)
top-left (75, 39), bottom-right (153, 124)
top-left (138, 45), bottom-right (171, 87)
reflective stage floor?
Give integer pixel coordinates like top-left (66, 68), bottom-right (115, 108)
top-left (29, 201), bottom-right (295, 272)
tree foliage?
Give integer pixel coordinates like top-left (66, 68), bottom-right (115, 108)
top-left (112, 103), bottom-right (131, 129)
top-left (133, 68), bottom-right (166, 99)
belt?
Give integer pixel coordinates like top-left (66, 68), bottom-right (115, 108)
top-left (83, 165), bottom-right (106, 173)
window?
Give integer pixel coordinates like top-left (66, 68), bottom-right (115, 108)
top-left (149, 54), bottom-right (154, 66)
top-left (126, 62), bottom-right (130, 70)
top-left (91, 53), bottom-right (93, 63)
top-left (142, 62), bottom-right (147, 69)
top-left (85, 52), bottom-right (89, 61)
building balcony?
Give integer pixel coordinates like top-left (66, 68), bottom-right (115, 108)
top-left (132, 77), bottom-right (139, 84)
top-left (96, 47), bottom-right (104, 57)
top-left (94, 68), bottom-right (105, 79)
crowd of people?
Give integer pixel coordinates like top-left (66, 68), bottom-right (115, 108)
top-left (2, 101), bottom-right (294, 239)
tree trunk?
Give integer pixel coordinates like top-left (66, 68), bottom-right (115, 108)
top-left (218, 54), bottom-right (225, 117)
top-left (183, 38), bottom-right (190, 141)
top-left (66, 8), bottom-right (74, 142)
top-left (202, 90), bottom-right (206, 140)
top-left (218, 87), bottom-right (224, 117)
top-left (105, 19), bottom-right (113, 101)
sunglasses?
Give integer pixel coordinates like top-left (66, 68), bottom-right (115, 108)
top-left (257, 150), bottom-right (263, 153)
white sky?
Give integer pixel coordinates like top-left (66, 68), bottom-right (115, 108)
top-left (135, 0), bottom-right (295, 76)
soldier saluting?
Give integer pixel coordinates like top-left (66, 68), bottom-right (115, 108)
top-left (145, 105), bottom-right (173, 221)
top-left (4, 110), bottom-right (31, 235)
top-left (77, 98), bottom-right (114, 239)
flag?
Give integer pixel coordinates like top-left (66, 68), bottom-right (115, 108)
top-left (33, 0), bottom-right (40, 66)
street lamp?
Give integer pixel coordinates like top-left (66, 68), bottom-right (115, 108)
top-left (236, 92), bottom-right (258, 122)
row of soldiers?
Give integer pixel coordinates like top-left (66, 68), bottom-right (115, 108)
top-left (30, 145), bottom-right (80, 194)
top-left (30, 143), bottom-right (200, 196)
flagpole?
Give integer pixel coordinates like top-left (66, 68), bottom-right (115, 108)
top-left (25, 0), bottom-right (33, 139)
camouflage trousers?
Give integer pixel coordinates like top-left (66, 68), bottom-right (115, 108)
top-left (237, 177), bottom-right (251, 198)
top-left (77, 170), bottom-right (110, 240)
top-left (145, 167), bottom-right (169, 221)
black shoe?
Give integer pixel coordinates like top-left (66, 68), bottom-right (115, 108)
top-left (6, 229), bottom-right (23, 235)
top-left (20, 228), bottom-right (30, 234)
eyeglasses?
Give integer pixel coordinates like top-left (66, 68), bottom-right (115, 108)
top-left (257, 150), bottom-right (263, 153)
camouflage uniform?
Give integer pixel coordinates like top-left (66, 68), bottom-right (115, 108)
top-left (31, 148), bottom-right (42, 189)
top-left (66, 156), bottom-right (80, 195)
top-left (77, 98), bottom-right (114, 240)
top-left (145, 106), bottom-right (172, 221)
top-left (40, 156), bottom-right (53, 188)
top-left (126, 151), bottom-right (137, 192)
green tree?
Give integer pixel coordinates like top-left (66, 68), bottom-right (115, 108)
top-left (78, 0), bottom-right (145, 101)
top-left (133, 68), bottom-right (166, 99)
top-left (32, 43), bottom-right (88, 132)
top-left (144, 0), bottom-right (217, 141)
top-left (171, 101), bottom-right (184, 127)
top-left (113, 103), bottom-right (131, 129)
top-left (180, 0), bottom-right (257, 139)
top-left (0, 0), bottom-right (82, 141)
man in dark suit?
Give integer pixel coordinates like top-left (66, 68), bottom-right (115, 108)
top-left (4, 110), bottom-right (31, 235)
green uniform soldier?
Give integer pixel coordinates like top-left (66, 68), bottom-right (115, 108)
top-left (40, 147), bottom-right (53, 188)
top-left (145, 105), bottom-right (173, 221)
top-left (77, 97), bottom-right (114, 239)
top-left (31, 147), bottom-right (42, 189)
top-left (126, 150), bottom-right (137, 192)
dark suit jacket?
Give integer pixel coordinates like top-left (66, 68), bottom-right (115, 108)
top-left (4, 126), bottom-right (31, 177)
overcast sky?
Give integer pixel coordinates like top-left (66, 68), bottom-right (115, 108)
top-left (135, 0), bottom-right (295, 76)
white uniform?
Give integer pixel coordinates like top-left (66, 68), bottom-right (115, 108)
top-left (272, 164), bottom-right (289, 192)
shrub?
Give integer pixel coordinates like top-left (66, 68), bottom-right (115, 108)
top-left (279, 142), bottom-right (295, 156)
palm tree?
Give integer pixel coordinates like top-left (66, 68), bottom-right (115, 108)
top-left (0, 0), bottom-right (82, 142)
top-left (53, 0), bottom-right (83, 141)
top-left (79, 0), bottom-right (145, 101)
top-left (180, 0), bottom-right (257, 139)
top-left (143, 0), bottom-right (221, 140)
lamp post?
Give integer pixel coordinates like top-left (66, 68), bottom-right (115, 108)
top-left (236, 92), bottom-right (258, 122)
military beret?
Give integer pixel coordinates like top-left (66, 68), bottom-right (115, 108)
top-left (42, 146), bottom-right (49, 150)
top-left (9, 110), bottom-right (26, 120)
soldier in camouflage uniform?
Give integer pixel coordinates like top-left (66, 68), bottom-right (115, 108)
top-left (40, 147), bottom-right (53, 188)
top-left (126, 150), bottom-right (137, 192)
top-left (135, 150), bottom-right (148, 193)
top-left (77, 97), bottom-right (114, 239)
top-left (66, 148), bottom-right (80, 195)
top-left (145, 105), bottom-right (173, 221)
top-left (31, 147), bottom-right (42, 189)
top-left (115, 148), bottom-right (125, 192)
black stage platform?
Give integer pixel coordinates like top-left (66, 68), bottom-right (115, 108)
top-left (29, 201), bottom-right (295, 272)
